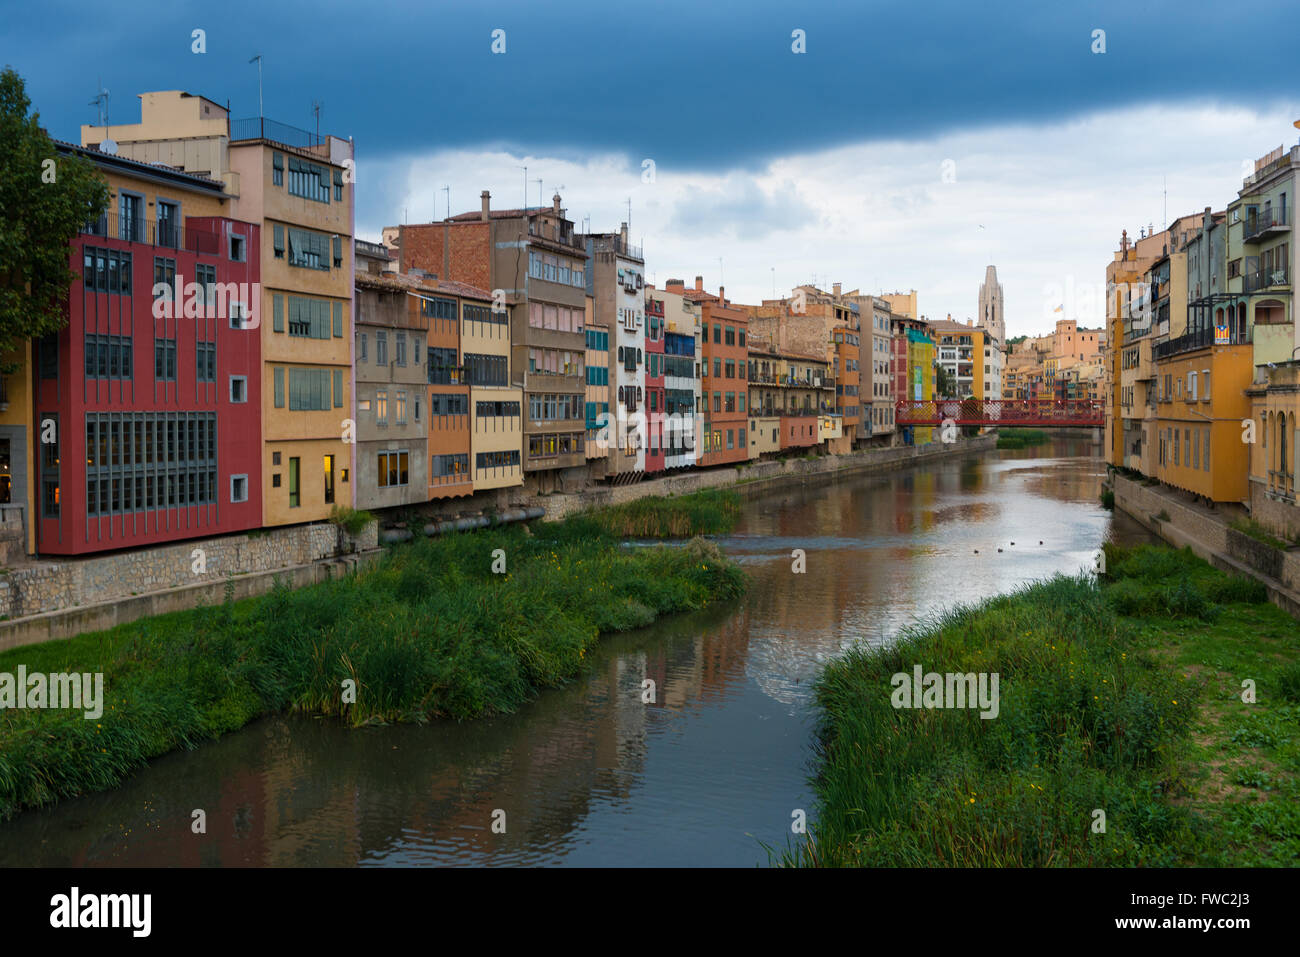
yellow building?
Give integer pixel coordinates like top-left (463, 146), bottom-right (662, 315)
top-left (84, 91), bottom-right (356, 526)
top-left (928, 318), bottom-right (984, 399)
top-left (0, 345), bottom-right (36, 556)
top-left (1153, 343), bottom-right (1253, 503)
top-left (905, 326), bottom-right (934, 444)
top-left (1247, 365), bottom-right (1300, 539)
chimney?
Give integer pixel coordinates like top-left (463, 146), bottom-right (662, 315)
top-left (620, 222), bottom-right (628, 248)
top-left (553, 193), bottom-right (562, 215)
top-left (833, 282), bottom-right (841, 297)
top-left (480, 190), bottom-right (490, 222)
top-left (695, 276), bottom-right (703, 292)
top-left (967, 319), bottom-right (973, 327)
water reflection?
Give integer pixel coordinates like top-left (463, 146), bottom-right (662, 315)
top-left (0, 436), bottom-right (1152, 867)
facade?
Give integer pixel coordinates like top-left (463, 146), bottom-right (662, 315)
top-left (905, 326), bottom-right (936, 445)
top-left (84, 91), bottom-right (358, 528)
top-left (644, 292), bottom-right (666, 474)
top-left (393, 192), bottom-right (587, 492)
top-left (679, 279), bottom-right (749, 466)
top-left (587, 228), bottom-right (646, 479)
top-left (653, 283), bottom-right (701, 470)
top-left (35, 143), bottom-right (262, 556)
top-left (929, 318), bottom-right (985, 401)
top-left (583, 295), bottom-right (610, 472)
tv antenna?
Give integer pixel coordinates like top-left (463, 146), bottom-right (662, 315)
top-left (441, 186), bottom-right (450, 220)
top-left (311, 100), bottom-right (323, 142)
top-left (89, 79), bottom-right (109, 126)
top-left (249, 55), bottom-right (263, 118)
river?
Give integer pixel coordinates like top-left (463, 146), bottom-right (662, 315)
top-left (0, 435), bottom-right (1155, 866)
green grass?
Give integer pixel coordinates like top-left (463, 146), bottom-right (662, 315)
top-left (570, 488), bottom-right (741, 538)
top-left (0, 511), bottom-right (747, 821)
top-left (1230, 517), bottom-right (1291, 551)
top-left (996, 429), bottom-right (1049, 450)
top-left (784, 542), bottom-right (1299, 867)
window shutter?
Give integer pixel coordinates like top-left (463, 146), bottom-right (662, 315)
top-left (273, 223), bottom-right (284, 254)
top-left (273, 294), bottom-right (284, 332)
top-left (333, 369), bottom-right (343, 408)
top-left (332, 301), bottom-right (343, 337)
top-left (274, 367), bottom-right (284, 408)
top-left (332, 169), bottom-right (343, 187)
top-left (273, 152), bottom-right (284, 170)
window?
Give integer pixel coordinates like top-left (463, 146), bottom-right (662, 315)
top-left (359, 332), bottom-right (367, 362)
top-left (196, 341), bottom-right (216, 382)
top-left (195, 263), bottom-right (217, 308)
top-left (230, 376), bottom-right (247, 403)
top-left (420, 296), bottom-right (457, 320)
top-left (288, 368), bottom-right (332, 410)
top-left (84, 411), bottom-right (217, 516)
top-left (395, 334), bottom-right (407, 367)
top-left (395, 390), bottom-right (408, 425)
top-left (153, 257), bottom-right (177, 304)
top-left (428, 347), bottom-right (459, 384)
top-left (288, 156), bottom-right (331, 203)
top-left (430, 393), bottom-right (469, 416)
top-left (432, 453), bottom-right (470, 479)
top-left (154, 339), bottom-right (177, 381)
top-left (229, 233), bottom-right (245, 262)
top-left (272, 152), bottom-right (284, 186)
top-left (376, 331), bottom-right (388, 366)
top-left (230, 474), bottom-right (248, 503)
top-left (157, 200), bottom-right (179, 248)
top-left (287, 227), bottom-right (330, 270)
top-left (1203, 370), bottom-right (1210, 401)
top-left (463, 353), bottom-right (507, 386)
top-left (376, 390), bottom-right (388, 426)
top-left (40, 412), bottom-right (59, 517)
top-left (323, 454), bottom-right (335, 505)
top-left (84, 335), bottom-right (132, 380)
top-left (476, 450), bottom-right (520, 470)
top-left (288, 457), bottom-right (300, 507)
top-left (377, 450), bottom-right (410, 488)
top-left (288, 296), bottom-right (332, 339)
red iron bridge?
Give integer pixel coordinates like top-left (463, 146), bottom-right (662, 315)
top-left (895, 398), bottom-right (1104, 427)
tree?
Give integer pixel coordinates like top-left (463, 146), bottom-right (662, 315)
top-left (0, 66), bottom-right (110, 366)
top-left (935, 363), bottom-right (956, 399)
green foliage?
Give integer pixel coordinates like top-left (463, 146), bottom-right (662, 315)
top-left (329, 505), bottom-right (375, 536)
top-left (567, 488), bottom-right (741, 539)
top-left (0, 513), bottom-right (747, 819)
top-left (996, 429), bottom-right (1048, 450)
top-left (786, 543), bottom-right (1298, 867)
top-left (0, 68), bottom-right (110, 363)
top-left (1098, 487), bottom-right (1115, 510)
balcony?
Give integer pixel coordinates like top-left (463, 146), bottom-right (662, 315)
top-left (82, 212), bottom-right (225, 254)
top-left (1153, 324), bottom-right (1251, 359)
top-left (1244, 207), bottom-right (1289, 243)
top-left (1244, 262), bottom-right (1290, 293)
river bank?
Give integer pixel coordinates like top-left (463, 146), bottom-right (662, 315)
top-left (790, 541), bottom-right (1300, 866)
top-left (0, 493), bottom-right (747, 822)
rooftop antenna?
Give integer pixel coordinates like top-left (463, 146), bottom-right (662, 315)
top-left (626, 196), bottom-right (632, 232)
top-left (515, 165), bottom-right (527, 209)
top-left (249, 55), bottom-right (263, 119)
top-left (441, 186), bottom-right (450, 220)
top-left (771, 266), bottom-right (776, 298)
top-left (89, 79), bottom-right (109, 126)
top-left (533, 178), bottom-right (543, 208)
top-left (1162, 175), bottom-right (1167, 232)
top-left (311, 100), bottom-right (322, 143)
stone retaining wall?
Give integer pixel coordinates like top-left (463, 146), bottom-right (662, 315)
top-left (1112, 473), bottom-right (1300, 616)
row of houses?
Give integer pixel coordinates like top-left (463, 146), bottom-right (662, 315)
top-left (0, 89), bottom-right (1005, 559)
top-left (1103, 127), bottom-right (1300, 540)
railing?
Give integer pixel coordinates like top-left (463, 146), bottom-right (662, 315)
top-left (1244, 262), bottom-right (1290, 292)
top-left (591, 235), bottom-right (643, 261)
top-left (1244, 207), bottom-right (1288, 241)
top-left (895, 398), bottom-right (1104, 427)
top-left (82, 212), bottom-right (225, 254)
top-left (1153, 324), bottom-right (1251, 359)
top-left (230, 116), bottom-right (324, 149)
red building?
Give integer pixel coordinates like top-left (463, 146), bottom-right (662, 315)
top-left (35, 145), bottom-right (262, 555)
top-left (644, 294), bottom-right (666, 474)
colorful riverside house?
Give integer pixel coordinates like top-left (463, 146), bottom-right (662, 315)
top-left (644, 292), bottom-right (667, 474)
top-left (84, 91), bottom-right (357, 527)
top-left (585, 226), bottom-right (646, 482)
top-left (388, 192), bottom-right (587, 493)
top-left (669, 278), bottom-right (748, 466)
top-left (652, 282), bottom-right (701, 470)
top-left (583, 294), bottom-right (611, 476)
top-left (905, 326), bottom-right (935, 445)
top-left (31, 143), bottom-right (261, 556)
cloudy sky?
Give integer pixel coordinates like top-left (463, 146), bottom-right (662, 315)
top-left (10, 0), bottom-right (1299, 336)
